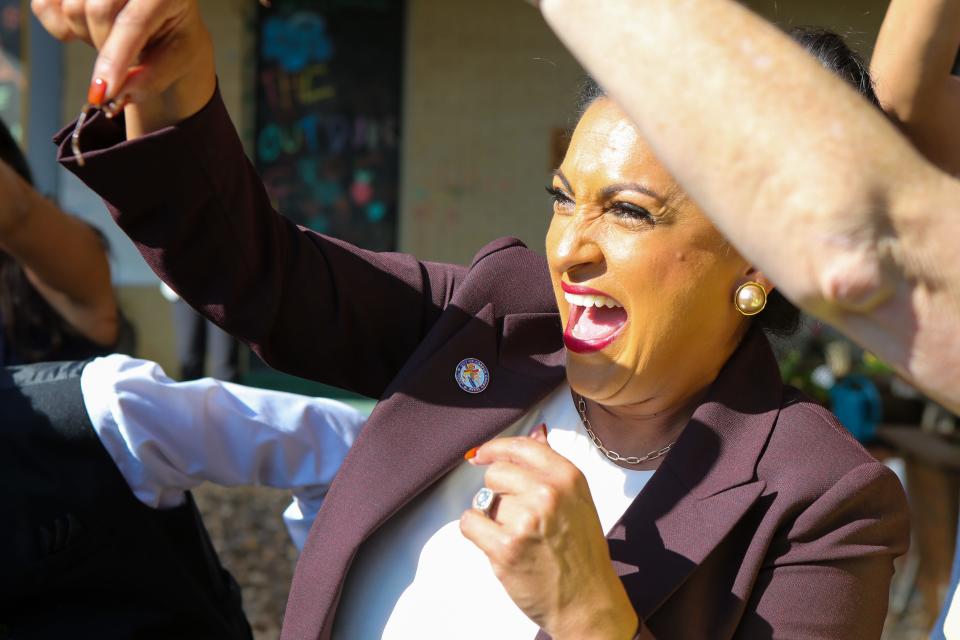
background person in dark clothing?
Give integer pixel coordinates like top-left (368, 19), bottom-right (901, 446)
top-left (0, 123), bottom-right (247, 638)
top-left (1, 354), bottom-right (364, 639)
top-left (1, 360), bottom-right (253, 640)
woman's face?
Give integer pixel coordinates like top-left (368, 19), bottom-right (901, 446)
top-left (546, 98), bottom-right (763, 409)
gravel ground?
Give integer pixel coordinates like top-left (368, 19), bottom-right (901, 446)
top-left (193, 484), bottom-right (298, 640)
top-left (194, 485), bottom-right (930, 640)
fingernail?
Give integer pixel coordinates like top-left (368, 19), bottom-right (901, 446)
top-left (88, 78), bottom-right (108, 107)
top-left (529, 422), bottom-right (547, 438)
top-left (464, 446), bottom-right (480, 461)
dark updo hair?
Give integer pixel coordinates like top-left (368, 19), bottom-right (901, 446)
top-left (574, 26), bottom-right (881, 337)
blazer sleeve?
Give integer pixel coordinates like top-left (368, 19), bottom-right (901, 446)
top-left (730, 461), bottom-right (909, 640)
top-left (56, 89), bottom-right (465, 398)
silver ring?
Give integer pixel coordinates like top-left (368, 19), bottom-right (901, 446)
top-left (472, 487), bottom-right (498, 517)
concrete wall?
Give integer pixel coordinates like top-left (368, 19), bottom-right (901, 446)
top-left (397, 0), bottom-right (584, 263)
top-left (396, 0), bottom-right (891, 265)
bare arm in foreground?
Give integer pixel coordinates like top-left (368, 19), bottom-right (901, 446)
top-left (535, 0), bottom-right (960, 413)
top-left (872, 0), bottom-right (960, 175)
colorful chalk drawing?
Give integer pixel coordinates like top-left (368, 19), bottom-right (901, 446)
top-left (0, 0), bottom-right (23, 142)
top-left (255, 1), bottom-right (403, 252)
top-left (261, 14), bottom-right (334, 73)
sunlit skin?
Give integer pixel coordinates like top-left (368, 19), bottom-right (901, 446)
top-left (546, 98), bottom-right (774, 466)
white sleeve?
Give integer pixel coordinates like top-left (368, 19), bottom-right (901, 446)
top-left (80, 355), bottom-right (366, 521)
top-left (282, 491), bottom-right (325, 553)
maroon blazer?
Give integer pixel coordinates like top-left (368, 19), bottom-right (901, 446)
top-left (58, 91), bottom-right (909, 640)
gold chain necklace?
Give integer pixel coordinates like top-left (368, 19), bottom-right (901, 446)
top-left (576, 395), bottom-right (675, 465)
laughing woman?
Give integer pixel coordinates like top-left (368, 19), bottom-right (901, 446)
top-left (35, 0), bottom-right (907, 635)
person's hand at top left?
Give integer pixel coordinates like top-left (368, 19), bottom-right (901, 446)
top-left (460, 428), bottom-right (639, 640)
top-left (31, 0), bottom-right (216, 136)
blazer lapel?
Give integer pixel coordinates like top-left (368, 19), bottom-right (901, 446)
top-left (547, 329), bottom-right (782, 638)
top-left (533, 471), bottom-right (765, 640)
top-left (284, 304), bottom-right (565, 639)
top-left (606, 472), bottom-right (767, 622)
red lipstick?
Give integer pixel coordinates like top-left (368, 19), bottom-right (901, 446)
top-left (560, 282), bottom-right (617, 298)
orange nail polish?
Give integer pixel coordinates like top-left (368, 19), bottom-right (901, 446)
top-left (88, 78), bottom-right (108, 107)
top-left (464, 447), bottom-right (479, 461)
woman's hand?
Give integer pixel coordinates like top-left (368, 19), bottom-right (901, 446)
top-left (460, 429), bottom-right (639, 640)
top-left (31, 0), bottom-right (216, 136)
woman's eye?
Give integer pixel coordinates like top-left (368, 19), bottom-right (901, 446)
top-left (545, 186), bottom-right (574, 209)
top-left (612, 202), bottom-right (655, 224)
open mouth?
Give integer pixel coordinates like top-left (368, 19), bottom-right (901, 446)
top-left (561, 284), bottom-right (628, 354)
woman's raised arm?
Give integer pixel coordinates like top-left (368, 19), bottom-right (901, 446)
top-left (872, 0), bottom-right (960, 174)
top-left (54, 88), bottom-right (464, 398)
top-left (36, 0), bottom-right (467, 396)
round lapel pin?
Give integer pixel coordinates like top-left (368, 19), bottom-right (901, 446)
top-left (455, 358), bottom-right (490, 394)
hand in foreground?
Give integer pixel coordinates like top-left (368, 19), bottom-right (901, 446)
top-left (31, 0), bottom-right (215, 133)
top-left (460, 427), bottom-right (638, 640)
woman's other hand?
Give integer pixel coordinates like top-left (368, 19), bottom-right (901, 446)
top-left (31, 0), bottom-right (216, 136)
top-left (460, 430), bottom-right (639, 640)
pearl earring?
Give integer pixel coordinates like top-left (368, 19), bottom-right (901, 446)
top-left (735, 281), bottom-right (767, 316)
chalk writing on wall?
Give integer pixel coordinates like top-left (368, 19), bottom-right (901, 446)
top-left (0, 0), bottom-right (23, 142)
top-left (255, 0), bottom-right (403, 251)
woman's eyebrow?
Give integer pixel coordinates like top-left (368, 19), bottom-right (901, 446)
top-left (601, 182), bottom-right (665, 203)
top-left (552, 170), bottom-right (668, 205)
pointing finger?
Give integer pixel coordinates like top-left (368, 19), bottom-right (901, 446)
top-left (91, 0), bottom-right (189, 103)
top-left (60, 0), bottom-right (94, 44)
top-left (31, 0), bottom-right (76, 41)
top-left (85, 0), bottom-right (127, 49)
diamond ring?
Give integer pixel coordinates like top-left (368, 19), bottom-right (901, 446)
top-left (472, 487), bottom-right (499, 517)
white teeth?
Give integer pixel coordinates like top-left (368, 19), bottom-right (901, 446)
top-left (563, 292), bottom-right (623, 308)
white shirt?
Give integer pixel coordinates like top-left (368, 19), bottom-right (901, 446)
top-left (80, 354), bottom-right (367, 550)
top-left (333, 384), bottom-right (655, 639)
top-left (946, 589), bottom-right (960, 639)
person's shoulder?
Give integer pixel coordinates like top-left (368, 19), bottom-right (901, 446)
top-left (759, 386), bottom-right (895, 493)
top-left (460, 237), bottom-right (557, 315)
top-left (468, 237), bottom-right (543, 267)
top-left (757, 385), bottom-right (909, 556)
